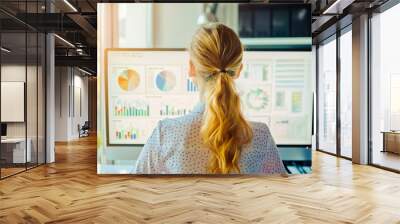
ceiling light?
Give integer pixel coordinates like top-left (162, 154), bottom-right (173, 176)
top-left (63, 0), bottom-right (78, 12)
top-left (1, 47), bottom-right (11, 53)
top-left (54, 34), bottom-right (75, 48)
top-left (197, 3), bottom-right (218, 25)
top-left (323, 0), bottom-right (353, 15)
top-left (78, 67), bottom-right (93, 76)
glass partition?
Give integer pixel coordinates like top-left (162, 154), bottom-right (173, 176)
top-left (27, 31), bottom-right (38, 169)
top-left (1, 31), bottom-right (28, 178)
top-left (0, 1), bottom-right (46, 179)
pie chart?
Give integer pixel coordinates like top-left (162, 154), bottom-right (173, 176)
top-left (117, 69), bottom-right (140, 91)
top-left (155, 70), bottom-right (176, 92)
top-left (246, 88), bottom-right (269, 111)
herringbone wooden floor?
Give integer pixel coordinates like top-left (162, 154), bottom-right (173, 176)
top-left (1, 136), bottom-right (400, 224)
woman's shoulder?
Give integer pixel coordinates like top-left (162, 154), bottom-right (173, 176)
top-left (249, 121), bottom-right (271, 133)
top-left (248, 121), bottom-right (274, 143)
top-left (157, 113), bottom-right (202, 133)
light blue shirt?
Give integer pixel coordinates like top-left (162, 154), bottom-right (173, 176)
top-left (134, 103), bottom-right (287, 174)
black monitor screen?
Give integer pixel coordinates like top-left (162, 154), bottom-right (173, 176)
top-left (291, 8), bottom-right (311, 37)
top-left (238, 4), bottom-right (311, 38)
top-left (1, 123), bottom-right (7, 137)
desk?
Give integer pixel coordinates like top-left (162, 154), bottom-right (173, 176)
top-left (382, 131), bottom-right (400, 154)
top-left (278, 147), bottom-right (312, 174)
top-left (98, 164), bottom-right (134, 174)
top-left (1, 138), bottom-right (31, 163)
top-left (278, 147), bottom-right (312, 163)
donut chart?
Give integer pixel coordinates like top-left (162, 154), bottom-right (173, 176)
top-left (155, 70), bottom-right (176, 92)
top-left (117, 69), bottom-right (140, 91)
top-left (246, 88), bottom-right (269, 111)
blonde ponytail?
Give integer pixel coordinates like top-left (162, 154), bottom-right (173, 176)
top-left (190, 23), bottom-right (253, 174)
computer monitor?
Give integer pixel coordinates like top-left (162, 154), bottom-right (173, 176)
top-left (105, 49), bottom-right (312, 146)
top-left (1, 123), bottom-right (7, 137)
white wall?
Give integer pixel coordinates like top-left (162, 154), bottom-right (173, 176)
top-left (152, 4), bottom-right (202, 48)
top-left (1, 65), bottom-right (33, 138)
top-left (1, 63), bottom-right (46, 163)
top-left (55, 67), bottom-right (69, 141)
top-left (118, 4), bottom-right (151, 48)
top-left (71, 73), bottom-right (89, 138)
top-left (54, 67), bottom-right (89, 141)
top-left (151, 4), bottom-right (238, 48)
top-left (117, 3), bottom-right (202, 49)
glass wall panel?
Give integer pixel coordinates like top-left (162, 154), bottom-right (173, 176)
top-left (1, 30), bottom-right (28, 177)
top-left (26, 0), bottom-right (40, 169)
top-left (318, 37), bottom-right (337, 154)
top-left (371, 4), bottom-right (400, 171)
top-left (339, 29), bottom-right (352, 158)
top-left (38, 32), bottom-right (46, 165)
top-left (0, 1), bottom-right (46, 179)
top-left (27, 31), bottom-right (38, 169)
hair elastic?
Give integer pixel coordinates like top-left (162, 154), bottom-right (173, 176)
top-left (205, 69), bottom-right (235, 81)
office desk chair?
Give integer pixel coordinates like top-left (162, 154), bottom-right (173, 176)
top-left (78, 121), bottom-right (90, 138)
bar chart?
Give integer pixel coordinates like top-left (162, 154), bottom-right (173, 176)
top-left (114, 127), bottom-right (142, 141)
top-left (113, 100), bottom-right (150, 117)
top-left (243, 64), bottom-right (270, 82)
top-left (186, 79), bottom-right (198, 92)
top-left (160, 105), bottom-right (190, 116)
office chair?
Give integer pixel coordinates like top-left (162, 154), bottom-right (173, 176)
top-left (78, 121), bottom-right (90, 138)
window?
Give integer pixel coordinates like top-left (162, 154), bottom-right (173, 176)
top-left (371, 3), bottom-right (400, 171)
top-left (318, 37), bottom-right (337, 154)
top-left (339, 29), bottom-right (352, 158)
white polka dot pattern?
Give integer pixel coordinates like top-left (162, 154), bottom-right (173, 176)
top-left (134, 103), bottom-right (287, 175)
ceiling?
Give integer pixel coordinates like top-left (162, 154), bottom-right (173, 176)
top-left (0, 0), bottom-right (392, 75)
top-left (1, 0), bottom-right (98, 74)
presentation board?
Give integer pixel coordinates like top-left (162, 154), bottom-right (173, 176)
top-left (1, 82), bottom-right (25, 122)
top-left (105, 49), bottom-right (312, 146)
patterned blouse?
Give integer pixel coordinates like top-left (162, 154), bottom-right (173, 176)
top-left (134, 103), bottom-right (287, 175)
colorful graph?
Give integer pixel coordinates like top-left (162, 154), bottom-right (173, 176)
top-left (114, 127), bottom-right (143, 140)
top-left (275, 59), bottom-right (305, 88)
top-left (242, 64), bottom-right (250, 78)
top-left (262, 65), bottom-right (270, 81)
top-left (105, 50), bottom-right (312, 147)
top-left (160, 105), bottom-right (190, 116)
top-left (275, 91), bottom-right (286, 108)
top-left (155, 70), bottom-right (176, 91)
top-left (243, 64), bottom-right (269, 81)
top-left (245, 88), bottom-right (269, 111)
top-left (291, 91), bottom-right (302, 113)
top-left (186, 79), bottom-right (198, 92)
top-left (117, 69), bottom-right (141, 91)
top-left (113, 100), bottom-right (149, 117)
